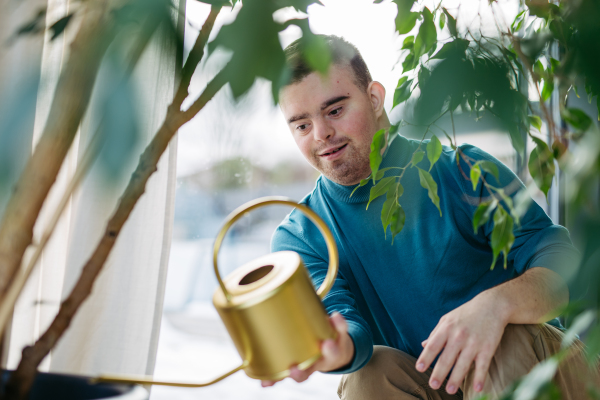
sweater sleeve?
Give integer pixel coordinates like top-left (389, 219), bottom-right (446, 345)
top-left (457, 145), bottom-right (580, 283)
top-left (271, 214), bottom-right (373, 374)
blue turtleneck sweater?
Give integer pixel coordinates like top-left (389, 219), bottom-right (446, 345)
top-left (271, 134), bottom-right (577, 373)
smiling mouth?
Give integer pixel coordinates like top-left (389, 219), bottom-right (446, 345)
top-left (320, 144), bottom-right (348, 157)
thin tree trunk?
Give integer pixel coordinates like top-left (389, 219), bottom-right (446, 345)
top-left (0, 0), bottom-right (115, 299)
top-left (4, 6), bottom-right (223, 399)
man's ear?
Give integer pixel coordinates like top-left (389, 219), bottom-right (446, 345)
top-left (367, 81), bottom-right (386, 118)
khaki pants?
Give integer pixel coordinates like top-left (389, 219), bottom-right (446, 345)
top-left (338, 324), bottom-right (599, 400)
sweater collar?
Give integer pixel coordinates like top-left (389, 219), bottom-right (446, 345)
top-left (320, 134), bottom-right (414, 204)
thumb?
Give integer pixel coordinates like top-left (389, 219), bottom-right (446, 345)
top-left (322, 338), bottom-right (339, 360)
top-left (330, 312), bottom-right (348, 334)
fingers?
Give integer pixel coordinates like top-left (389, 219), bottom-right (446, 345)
top-left (471, 352), bottom-right (492, 393)
top-left (445, 350), bottom-right (476, 394)
top-left (330, 312), bottom-right (348, 335)
top-left (416, 331), bottom-right (447, 373)
top-left (427, 342), bottom-right (461, 390)
top-left (321, 338), bottom-right (339, 362)
top-left (261, 364), bottom-right (317, 387)
top-left (289, 365), bottom-right (317, 383)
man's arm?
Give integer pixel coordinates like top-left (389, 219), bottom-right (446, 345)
top-left (267, 216), bottom-right (372, 386)
top-left (416, 266), bottom-right (568, 395)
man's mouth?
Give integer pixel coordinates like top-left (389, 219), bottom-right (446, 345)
top-left (319, 144), bottom-right (348, 157)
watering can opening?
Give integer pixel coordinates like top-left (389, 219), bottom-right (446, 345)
top-left (239, 265), bottom-right (274, 286)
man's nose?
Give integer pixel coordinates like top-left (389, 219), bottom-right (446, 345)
top-left (313, 120), bottom-right (334, 142)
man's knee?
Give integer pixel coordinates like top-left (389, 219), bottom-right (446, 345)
top-left (338, 346), bottom-right (444, 400)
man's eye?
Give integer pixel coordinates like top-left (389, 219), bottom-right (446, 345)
top-left (329, 107), bottom-right (342, 116)
top-left (297, 124), bottom-right (308, 131)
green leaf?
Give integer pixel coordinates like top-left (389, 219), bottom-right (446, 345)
top-left (511, 10), bottom-right (526, 32)
top-left (562, 108), bottom-right (593, 132)
top-left (508, 123), bottom-right (525, 158)
top-left (209, 0), bottom-right (287, 99)
top-left (301, 32), bottom-right (332, 75)
top-left (439, 12), bottom-right (446, 29)
top-left (513, 356), bottom-right (560, 400)
top-left (393, 77), bottom-right (412, 108)
top-left (472, 199), bottom-right (498, 233)
top-left (490, 205), bottom-right (515, 270)
top-left (350, 178), bottom-right (370, 197)
top-left (401, 36), bottom-right (414, 50)
top-left (496, 188), bottom-right (514, 211)
top-left (585, 323), bottom-right (600, 364)
top-left (426, 135), bottom-right (442, 171)
top-left (417, 168), bottom-right (442, 216)
top-left (374, 167), bottom-right (394, 181)
top-left (528, 115), bottom-right (543, 131)
top-left (442, 8), bottom-right (457, 36)
top-left (418, 67), bottom-right (430, 87)
top-left (414, 8), bottom-right (436, 60)
top-left (549, 57), bottom-right (560, 73)
top-left (431, 39), bottom-right (469, 60)
top-left (411, 150), bottom-right (425, 167)
top-left (561, 310), bottom-right (595, 350)
top-left (396, 11), bottom-right (419, 34)
top-left (533, 60), bottom-right (545, 81)
top-left (479, 160), bottom-right (500, 182)
top-left (402, 52), bottom-right (416, 73)
top-left (394, 0), bottom-right (419, 34)
top-left (470, 164), bottom-right (482, 191)
top-left (381, 185), bottom-right (399, 232)
top-left (390, 204), bottom-right (406, 243)
top-left (541, 77), bottom-right (554, 102)
top-left (367, 177), bottom-right (396, 209)
top-left (370, 129), bottom-right (387, 183)
top-left (526, 0), bottom-right (560, 19)
top-left (528, 136), bottom-right (555, 199)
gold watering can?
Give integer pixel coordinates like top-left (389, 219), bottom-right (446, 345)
top-left (97, 196), bottom-right (339, 387)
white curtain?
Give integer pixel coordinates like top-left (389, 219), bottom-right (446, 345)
top-left (2, 0), bottom-right (179, 378)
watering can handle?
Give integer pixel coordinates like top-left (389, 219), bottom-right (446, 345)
top-left (213, 196), bottom-right (339, 302)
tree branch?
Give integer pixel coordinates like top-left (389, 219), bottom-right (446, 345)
top-left (4, 7), bottom-right (225, 399)
top-left (172, 5), bottom-right (221, 109)
top-left (0, 0), bottom-right (116, 303)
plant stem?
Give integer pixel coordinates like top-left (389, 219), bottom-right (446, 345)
top-left (4, 5), bottom-right (223, 400)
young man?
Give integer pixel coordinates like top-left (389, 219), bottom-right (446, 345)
top-left (266, 35), bottom-right (593, 398)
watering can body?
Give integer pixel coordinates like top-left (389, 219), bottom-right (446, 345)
top-left (213, 251), bottom-right (335, 380)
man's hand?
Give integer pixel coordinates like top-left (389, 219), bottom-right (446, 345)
top-left (415, 292), bottom-right (507, 394)
top-left (261, 312), bottom-right (355, 387)
top-left (415, 267), bottom-right (568, 394)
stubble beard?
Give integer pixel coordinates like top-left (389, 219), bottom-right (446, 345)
top-left (311, 139), bottom-right (371, 186)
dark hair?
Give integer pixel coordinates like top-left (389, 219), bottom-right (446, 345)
top-left (283, 35), bottom-right (373, 92)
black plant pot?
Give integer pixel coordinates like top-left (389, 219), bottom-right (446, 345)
top-left (0, 370), bottom-right (148, 400)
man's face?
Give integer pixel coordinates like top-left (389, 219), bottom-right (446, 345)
top-left (279, 64), bottom-right (382, 186)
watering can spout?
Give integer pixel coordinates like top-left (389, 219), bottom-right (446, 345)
top-left (94, 196), bottom-right (338, 387)
top-left (95, 360), bottom-right (249, 387)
